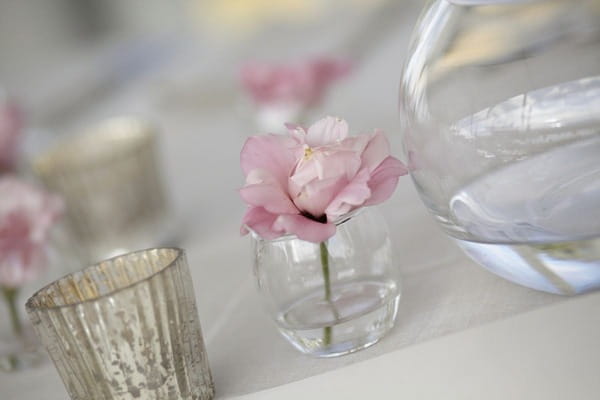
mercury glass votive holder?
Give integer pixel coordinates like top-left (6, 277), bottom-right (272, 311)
top-left (25, 248), bottom-right (214, 400)
top-left (32, 117), bottom-right (168, 263)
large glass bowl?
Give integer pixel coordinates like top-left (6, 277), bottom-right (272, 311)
top-left (399, 0), bottom-right (600, 295)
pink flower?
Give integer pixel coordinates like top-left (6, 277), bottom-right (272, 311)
top-left (240, 58), bottom-right (352, 107)
top-left (0, 176), bottom-right (63, 288)
top-left (240, 116), bottom-right (408, 243)
top-left (0, 98), bottom-right (23, 172)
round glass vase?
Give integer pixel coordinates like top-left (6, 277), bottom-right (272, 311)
top-left (251, 207), bottom-right (401, 357)
top-left (399, 0), bottom-right (600, 295)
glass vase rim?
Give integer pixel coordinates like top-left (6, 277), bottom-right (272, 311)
top-left (26, 247), bottom-right (185, 312)
top-left (249, 207), bottom-right (369, 243)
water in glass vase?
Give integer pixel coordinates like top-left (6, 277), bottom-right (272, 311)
top-left (449, 135), bottom-right (600, 295)
top-left (276, 279), bottom-right (399, 357)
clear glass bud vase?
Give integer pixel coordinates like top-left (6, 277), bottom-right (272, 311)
top-left (251, 207), bottom-right (400, 357)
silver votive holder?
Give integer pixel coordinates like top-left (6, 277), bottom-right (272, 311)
top-left (26, 248), bottom-right (214, 400)
top-left (33, 117), bottom-right (168, 263)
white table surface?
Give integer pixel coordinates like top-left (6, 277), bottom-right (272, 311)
top-left (231, 291), bottom-right (600, 400)
top-left (1, 1), bottom-right (596, 398)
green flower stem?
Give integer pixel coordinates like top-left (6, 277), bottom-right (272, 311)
top-left (320, 241), bottom-right (333, 346)
top-left (2, 287), bottom-right (23, 337)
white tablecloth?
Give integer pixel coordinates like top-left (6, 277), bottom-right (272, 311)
top-left (0, 2), bottom-right (569, 397)
top-left (231, 291), bottom-right (600, 400)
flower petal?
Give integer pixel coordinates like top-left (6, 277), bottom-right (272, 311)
top-left (239, 182), bottom-right (297, 214)
top-left (310, 58), bottom-right (353, 86)
top-left (340, 134), bottom-right (371, 154)
top-left (361, 130), bottom-right (391, 172)
top-left (273, 214), bottom-right (336, 243)
top-left (364, 157), bottom-right (408, 206)
top-left (290, 149), bottom-right (360, 192)
top-left (0, 243), bottom-right (47, 289)
top-left (293, 176), bottom-right (347, 218)
top-left (240, 207), bottom-right (282, 240)
top-left (240, 134), bottom-right (298, 187)
top-left (306, 116), bottom-right (349, 147)
top-left (0, 175), bottom-right (60, 288)
top-left (325, 168), bottom-right (371, 217)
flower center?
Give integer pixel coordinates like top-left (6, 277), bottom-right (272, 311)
top-left (300, 211), bottom-right (327, 224)
top-left (303, 146), bottom-right (314, 160)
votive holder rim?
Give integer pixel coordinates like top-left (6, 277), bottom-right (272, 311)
top-left (32, 116), bottom-right (156, 174)
top-left (25, 247), bottom-right (185, 312)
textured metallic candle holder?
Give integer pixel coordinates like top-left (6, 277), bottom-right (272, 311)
top-left (26, 248), bottom-right (214, 400)
top-left (33, 117), bottom-right (168, 263)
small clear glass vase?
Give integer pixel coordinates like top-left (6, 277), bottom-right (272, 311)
top-left (251, 207), bottom-right (400, 357)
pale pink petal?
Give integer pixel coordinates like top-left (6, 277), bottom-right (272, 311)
top-left (241, 134), bottom-right (298, 187)
top-left (0, 176), bottom-right (60, 288)
top-left (290, 149), bottom-right (360, 191)
top-left (288, 156), bottom-right (319, 196)
top-left (240, 207), bottom-right (282, 240)
top-left (0, 212), bottom-right (30, 253)
top-left (305, 116), bottom-right (349, 147)
top-left (284, 123), bottom-right (310, 148)
top-left (339, 134), bottom-right (371, 154)
top-left (240, 58), bottom-right (351, 107)
top-left (325, 169), bottom-right (371, 217)
top-left (244, 168), bottom-right (273, 185)
top-left (240, 63), bottom-right (287, 104)
top-left (240, 62), bottom-right (312, 106)
top-left (239, 183), bottom-right (297, 214)
top-left (318, 150), bottom-right (362, 181)
top-left (310, 58), bottom-right (353, 86)
top-left (361, 130), bottom-right (391, 172)
top-left (364, 157), bottom-right (408, 206)
top-left (32, 194), bottom-right (64, 242)
top-left (273, 214), bottom-right (336, 243)
top-left (284, 122), bottom-right (305, 135)
top-left (0, 243), bottom-right (47, 289)
top-left (293, 176), bottom-right (347, 219)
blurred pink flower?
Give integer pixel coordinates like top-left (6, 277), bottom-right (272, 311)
top-left (0, 99), bottom-right (23, 173)
top-left (240, 116), bottom-right (407, 243)
top-left (240, 58), bottom-right (352, 108)
top-left (0, 176), bottom-right (63, 288)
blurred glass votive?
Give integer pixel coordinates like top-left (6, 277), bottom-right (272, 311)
top-left (32, 117), bottom-right (168, 263)
top-left (26, 248), bottom-right (214, 400)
